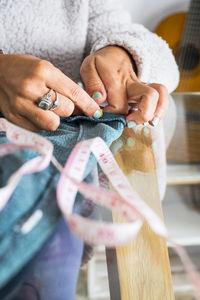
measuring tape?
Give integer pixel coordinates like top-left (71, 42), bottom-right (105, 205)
top-left (0, 117), bottom-right (200, 298)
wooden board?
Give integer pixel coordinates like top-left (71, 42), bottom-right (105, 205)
top-left (111, 127), bottom-right (174, 300)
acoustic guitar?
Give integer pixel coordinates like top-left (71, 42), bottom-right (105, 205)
top-left (155, 0), bottom-right (200, 92)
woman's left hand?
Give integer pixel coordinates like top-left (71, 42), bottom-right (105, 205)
top-left (80, 46), bottom-right (168, 127)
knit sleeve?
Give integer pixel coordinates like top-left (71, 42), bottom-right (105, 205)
top-left (86, 0), bottom-right (179, 93)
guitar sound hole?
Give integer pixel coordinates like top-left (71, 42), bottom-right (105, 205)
top-left (176, 44), bottom-right (199, 71)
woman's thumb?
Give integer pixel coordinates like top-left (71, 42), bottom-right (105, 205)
top-left (80, 56), bottom-right (107, 104)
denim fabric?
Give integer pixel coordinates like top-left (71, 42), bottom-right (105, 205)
top-left (12, 219), bottom-right (84, 300)
top-left (0, 113), bottom-right (126, 290)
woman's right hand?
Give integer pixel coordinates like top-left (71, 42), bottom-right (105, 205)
top-left (0, 54), bottom-right (101, 131)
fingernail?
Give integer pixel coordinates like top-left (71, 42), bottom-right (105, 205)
top-left (143, 122), bottom-right (149, 127)
top-left (92, 92), bottom-right (102, 101)
top-left (127, 137), bottom-right (135, 147)
top-left (127, 121), bottom-right (137, 128)
top-left (152, 141), bottom-right (157, 150)
top-left (144, 127), bottom-right (150, 136)
top-left (130, 107), bottom-right (139, 112)
top-left (93, 109), bottom-right (103, 119)
top-left (152, 117), bottom-right (159, 127)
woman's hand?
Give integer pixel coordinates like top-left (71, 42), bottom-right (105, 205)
top-left (0, 54), bottom-right (101, 131)
top-left (80, 46), bottom-right (168, 127)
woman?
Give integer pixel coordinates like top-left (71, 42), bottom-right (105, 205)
top-left (0, 0), bottom-right (179, 299)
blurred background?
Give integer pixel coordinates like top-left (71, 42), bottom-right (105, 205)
top-left (123, 0), bottom-right (190, 31)
top-left (77, 0), bottom-right (200, 299)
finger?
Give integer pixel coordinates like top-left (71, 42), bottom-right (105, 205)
top-left (92, 63), bottom-right (128, 114)
top-left (17, 98), bottom-right (60, 131)
top-left (50, 91), bottom-right (75, 117)
top-left (126, 81), bottom-right (159, 125)
top-left (45, 63), bottom-right (102, 119)
top-left (27, 83), bottom-right (75, 117)
top-left (80, 56), bottom-right (107, 105)
top-left (103, 83), bottom-right (128, 114)
top-left (148, 83), bottom-right (169, 126)
top-left (0, 93), bottom-right (41, 131)
top-left (5, 111), bottom-right (41, 132)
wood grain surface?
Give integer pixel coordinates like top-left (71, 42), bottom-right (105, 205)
top-left (111, 127), bottom-right (174, 300)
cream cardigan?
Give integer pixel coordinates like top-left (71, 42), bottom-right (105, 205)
top-left (0, 0), bottom-right (179, 91)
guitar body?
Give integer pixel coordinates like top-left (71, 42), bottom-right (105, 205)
top-left (155, 12), bottom-right (200, 92)
top-left (156, 5), bottom-right (200, 163)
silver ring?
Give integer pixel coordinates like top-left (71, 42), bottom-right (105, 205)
top-left (51, 91), bottom-right (59, 110)
top-left (38, 89), bottom-right (59, 110)
top-left (142, 82), bottom-right (151, 86)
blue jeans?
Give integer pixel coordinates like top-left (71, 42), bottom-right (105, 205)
top-left (11, 219), bottom-right (84, 300)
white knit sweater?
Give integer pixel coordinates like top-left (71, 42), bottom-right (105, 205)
top-left (0, 0), bottom-right (179, 92)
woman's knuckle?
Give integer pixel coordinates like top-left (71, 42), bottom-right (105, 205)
top-left (115, 104), bottom-right (128, 114)
top-left (147, 86), bottom-right (153, 93)
top-left (46, 116), bottom-right (60, 131)
top-left (6, 110), bottom-right (14, 121)
top-left (147, 87), bottom-right (159, 99)
top-left (80, 57), bottom-right (90, 72)
top-left (153, 83), bottom-right (167, 93)
top-left (14, 97), bottom-right (23, 111)
top-left (67, 101), bottom-right (75, 115)
top-left (20, 78), bottom-right (32, 94)
top-left (80, 65), bottom-right (85, 76)
top-left (142, 111), bottom-right (151, 122)
top-left (34, 113), bottom-right (42, 125)
top-left (86, 79), bottom-right (102, 91)
top-left (64, 101), bottom-right (74, 117)
top-left (34, 60), bottom-right (52, 78)
top-left (158, 83), bottom-right (166, 91)
top-left (80, 56), bottom-right (94, 77)
top-left (70, 86), bottom-right (83, 103)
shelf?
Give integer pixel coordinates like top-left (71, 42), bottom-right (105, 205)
top-left (167, 163), bottom-right (200, 185)
top-left (167, 246), bottom-right (200, 298)
top-left (163, 185), bottom-right (200, 246)
top-left (87, 247), bottom-right (109, 300)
